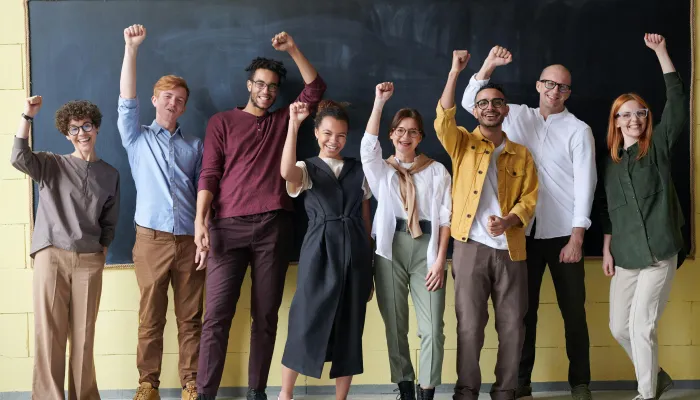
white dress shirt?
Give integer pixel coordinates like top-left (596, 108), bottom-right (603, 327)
top-left (462, 74), bottom-right (597, 239)
top-left (360, 133), bottom-right (452, 268)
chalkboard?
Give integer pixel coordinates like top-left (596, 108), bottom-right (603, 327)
top-left (29, 0), bottom-right (693, 264)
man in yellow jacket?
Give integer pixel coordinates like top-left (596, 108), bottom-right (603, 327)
top-left (435, 50), bottom-right (538, 400)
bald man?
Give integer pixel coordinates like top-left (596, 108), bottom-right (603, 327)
top-left (462, 46), bottom-right (596, 400)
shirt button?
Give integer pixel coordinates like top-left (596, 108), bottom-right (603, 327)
top-left (462, 237), bottom-right (466, 241)
top-left (471, 146), bottom-right (475, 150)
top-left (467, 214), bottom-right (472, 218)
top-left (485, 150), bottom-right (490, 154)
top-left (473, 190), bottom-right (478, 194)
top-left (478, 171), bottom-right (483, 174)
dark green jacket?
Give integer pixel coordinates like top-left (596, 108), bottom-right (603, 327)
top-left (601, 72), bottom-right (688, 269)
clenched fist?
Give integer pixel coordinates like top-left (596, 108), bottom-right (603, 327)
top-left (124, 24), bottom-right (146, 48)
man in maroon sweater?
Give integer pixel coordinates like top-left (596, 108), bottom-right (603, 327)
top-left (194, 32), bottom-right (326, 400)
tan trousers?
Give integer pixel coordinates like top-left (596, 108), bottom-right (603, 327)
top-left (452, 240), bottom-right (528, 400)
top-left (133, 226), bottom-right (205, 388)
top-left (33, 246), bottom-right (105, 400)
top-left (609, 255), bottom-right (677, 399)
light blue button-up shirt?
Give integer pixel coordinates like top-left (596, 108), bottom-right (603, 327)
top-left (117, 97), bottom-right (203, 236)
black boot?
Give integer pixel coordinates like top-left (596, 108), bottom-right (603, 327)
top-left (247, 388), bottom-right (268, 400)
top-left (395, 381), bottom-right (416, 400)
top-left (417, 385), bottom-right (435, 400)
top-left (196, 395), bottom-right (215, 400)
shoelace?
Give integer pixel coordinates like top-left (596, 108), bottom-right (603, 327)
top-left (393, 387), bottom-right (411, 400)
top-left (183, 385), bottom-right (197, 399)
top-left (134, 387), bottom-right (152, 400)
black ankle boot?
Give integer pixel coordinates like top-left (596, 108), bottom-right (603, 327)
top-left (247, 388), bottom-right (267, 400)
top-left (396, 381), bottom-right (416, 400)
top-left (196, 395), bottom-right (215, 400)
top-left (417, 386), bottom-right (435, 400)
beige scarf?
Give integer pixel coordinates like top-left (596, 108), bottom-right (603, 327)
top-left (386, 154), bottom-right (435, 238)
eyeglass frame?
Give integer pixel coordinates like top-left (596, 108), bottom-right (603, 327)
top-left (475, 98), bottom-right (507, 110)
top-left (67, 122), bottom-right (95, 136)
top-left (615, 108), bottom-right (649, 120)
top-left (392, 127), bottom-right (422, 138)
top-left (249, 79), bottom-right (280, 93)
top-left (538, 79), bottom-right (571, 93)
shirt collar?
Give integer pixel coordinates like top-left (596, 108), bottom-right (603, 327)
top-left (472, 126), bottom-right (516, 154)
top-left (149, 120), bottom-right (184, 138)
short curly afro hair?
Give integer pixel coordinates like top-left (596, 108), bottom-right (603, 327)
top-left (245, 57), bottom-right (287, 85)
top-left (54, 100), bottom-right (102, 136)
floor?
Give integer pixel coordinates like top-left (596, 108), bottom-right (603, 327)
top-left (150, 391), bottom-right (700, 399)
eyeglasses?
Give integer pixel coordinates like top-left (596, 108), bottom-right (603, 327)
top-left (393, 127), bottom-right (422, 138)
top-left (475, 98), bottom-right (506, 110)
top-left (539, 79), bottom-right (571, 93)
top-left (68, 122), bottom-right (94, 136)
top-left (250, 80), bottom-right (279, 93)
top-left (616, 109), bottom-right (649, 120)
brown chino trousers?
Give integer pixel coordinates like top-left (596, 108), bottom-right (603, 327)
top-left (452, 239), bottom-right (528, 400)
top-left (33, 246), bottom-right (105, 400)
top-left (133, 226), bottom-right (205, 388)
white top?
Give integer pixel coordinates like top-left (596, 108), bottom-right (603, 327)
top-left (286, 158), bottom-right (372, 199)
top-left (468, 141), bottom-right (508, 250)
top-left (462, 74), bottom-right (597, 239)
top-left (360, 133), bottom-right (452, 268)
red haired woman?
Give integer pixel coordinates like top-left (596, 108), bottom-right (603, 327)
top-left (601, 34), bottom-right (687, 400)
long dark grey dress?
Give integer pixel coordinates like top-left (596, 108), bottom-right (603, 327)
top-left (282, 156), bottom-right (373, 379)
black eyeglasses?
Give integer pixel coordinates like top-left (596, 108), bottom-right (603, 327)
top-left (68, 122), bottom-right (94, 136)
top-left (616, 109), bottom-right (649, 120)
top-left (475, 98), bottom-right (506, 110)
top-left (393, 127), bottom-right (422, 138)
top-left (539, 79), bottom-right (571, 93)
top-left (250, 80), bottom-right (279, 93)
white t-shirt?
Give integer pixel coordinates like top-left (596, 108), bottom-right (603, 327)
top-left (286, 157), bottom-right (372, 200)
top-left (468, 141), bottom-right (508, 250)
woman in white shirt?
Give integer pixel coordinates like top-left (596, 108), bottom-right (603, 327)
top-left (278, 100), bottom-right (373, 400)
top-left (361, 83), bottom-right (452, 400)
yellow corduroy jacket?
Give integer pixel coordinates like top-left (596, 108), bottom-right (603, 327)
top-left (434, 102), bottom-right (538, 261)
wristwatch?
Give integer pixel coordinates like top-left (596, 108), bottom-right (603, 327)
top-left (21, 113), bottom-right (33, 122)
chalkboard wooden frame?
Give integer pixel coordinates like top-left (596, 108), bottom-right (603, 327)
top-left (24, 0), bottom-right (696, 267)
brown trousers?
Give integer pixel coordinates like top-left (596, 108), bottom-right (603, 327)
top-left (33, 246), bottom-right (105, 400)
top-left (133, 226), bottom-right (205, 388)
top-left (452, 240), bottom-right (528, 400)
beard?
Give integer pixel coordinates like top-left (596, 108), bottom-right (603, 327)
top-left (478, 113), bottom-right (504, 128)
top-left (250, 91), bottom-right (275, 110)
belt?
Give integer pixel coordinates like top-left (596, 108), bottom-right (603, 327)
top-left (395, 218), bottom-right (432, 235)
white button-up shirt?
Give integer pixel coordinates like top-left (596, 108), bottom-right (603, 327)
top-left (360, 133), bottom-right (452, 268)
top-left (462, 74), bottom-right (597, 239)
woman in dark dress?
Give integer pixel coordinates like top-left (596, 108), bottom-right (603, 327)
top-left (278, 100), bottom-right (373, 400)
top-left (601, 34), bottom-right (687, 400)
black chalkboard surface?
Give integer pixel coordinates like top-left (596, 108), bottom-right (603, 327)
top-left (29, 0), bottom-right (692, 264)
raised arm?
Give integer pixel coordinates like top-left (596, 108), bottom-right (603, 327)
top-left (117, 24), bottom-right (147, 148)
top-left (272, 32), bottom-right (327, 108)
top-left (281, 102), bottom-right (310, 192)
top-left (360, 83), bottom-right (394, 195)
top-left (435, 51), bottom-right (472, 158)
top-left (11, 96), bottom-right (51, 182)
top-left (462, 46), bottom-right (512, 114)
top-left (645, 33), bottom-right (688, 151)
top-left (120, 24), bottom-right (145, 99)
top-left (366, 82), bottom-right (393, 136)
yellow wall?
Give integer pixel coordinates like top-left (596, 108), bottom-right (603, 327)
top-left (2, 0), bottom-right (700, 393)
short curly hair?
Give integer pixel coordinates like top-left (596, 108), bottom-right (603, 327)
top-left (54, 100), bottom-right (102, 136)
top-left (245, 57), bottom-right (287, 85)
